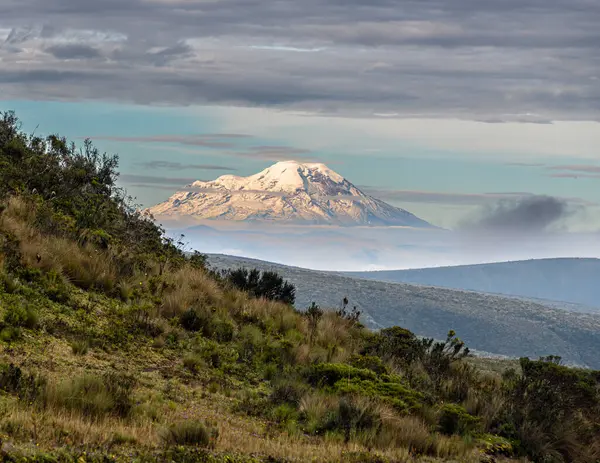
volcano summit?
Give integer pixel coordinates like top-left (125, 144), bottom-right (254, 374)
top-left (148, 161), bottom-right (433, 227)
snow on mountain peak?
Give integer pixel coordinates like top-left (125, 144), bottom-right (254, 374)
top-left (148, 161), bottom-right (434, 227)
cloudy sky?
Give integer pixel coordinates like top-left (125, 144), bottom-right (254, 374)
top-left (1, 0), bottom-right (599, 230)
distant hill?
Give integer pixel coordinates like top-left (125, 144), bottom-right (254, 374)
top-left (208, 254), bottom-right (600, 368)
top-left (343, 258), bottom-right (600, 308)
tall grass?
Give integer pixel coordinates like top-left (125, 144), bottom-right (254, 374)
top-left (43, 373), bottom-right (135, 420)
top-left (1, 197), bottom-right (118, 292)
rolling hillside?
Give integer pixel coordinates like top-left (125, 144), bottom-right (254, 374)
top-left (344, 258), bottom-right (600, 308)
top-left (208, 254), bottom-right (600, 368)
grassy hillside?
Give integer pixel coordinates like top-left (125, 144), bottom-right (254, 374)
top-left (1, 110), bottom-right (600, 463)
top-left (343, 259), bottom-right (600, 308)
top-left (207, 254), bottom-right (600, 368)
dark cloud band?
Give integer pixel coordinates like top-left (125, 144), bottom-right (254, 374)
top-left (0, 0), bottom-right (598, 120)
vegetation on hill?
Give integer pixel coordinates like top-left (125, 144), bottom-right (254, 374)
top-left (208, 254), bottom-right (600, 368)
top-left (1, 110), bottom-right (600, 463)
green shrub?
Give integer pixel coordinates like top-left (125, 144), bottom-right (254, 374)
top-left (3, 301), bottom-right (39, 329)
top-left (269, 380), bottom-right (309, 406)
top-left (234, 390), bottom-right (270, 417)
top-left (223, 268), bottom-right (295, 305)
top-left (70, 339), bottom-right (90, 356)
top-left (348, 354), bottom-right (388, 375)
top-left (500, 356), bottom-right (600, 462)
top-left (0, 326), bottom-right (21, 343)
top-left (0, 272), bottom-right (20, 294)
top-left (333, 378), bottom-right (423, 412)
top-left (210, 317), bottom-right (235, 343)
top-left (162, 420), bottom-right (218, 448)
top-left (0, 363), bottom-right (46, 402)
top-left (183, 353), bottom-right (206, 373)
top-left (271, 403), bottom-right (299, 424)
top-left (192, 338), bottom-right (239, 370)
top-left (237, 325), bottom-right (265, 364)
top-left (305, 363), bottom-right (377, 387)
top-left (188, 251), bottom-right (208, 270)
top-left (479, 434), bottom-right (514, 457)
top-left (439, 403), bottom-right (480, 436)
top-left (46, 371), bottom-right (135, 419)
top-left (337, 397), bottom-right (383, 444)
top-left (41, 270), bottom-right (70, 303)
top-left (180, 308), bottom-right (205, 332)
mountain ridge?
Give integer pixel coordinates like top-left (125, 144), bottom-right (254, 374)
top-left (148, 160), bottom-right (434, 227)
top-left (343, 257), bottom-right (600, 308)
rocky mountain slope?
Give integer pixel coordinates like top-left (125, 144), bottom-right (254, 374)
top-left (148, 161), bottom-right (433, 227)
top-left (208, 254), bottom-right (600, 368)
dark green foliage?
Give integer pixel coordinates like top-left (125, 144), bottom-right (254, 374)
top-left (364, 327), bottom-right (470, 393)
top-left (269, 379), bottom-right (309, 406)
top-left (41, 270), bottom-right (70, 303)
top-left (363, 326), bottom-right (424, 365)
top-left (498, 356), bottom-right (600, 462)
top-left (0, 362), bottom-right (46, 403)
top-left (183, 353), bottom-right (205, 373)
top-left (348, 354), bottom-right (388, 375)
top-left (48, 371), bottom-right (136, 419)
top-left (304, 302), bottom-right (323, 344)
top-left (0, 110), bottom-right (185, 283)
top-left (189, 251), bottom-right (208, 270)
top-left (336, 297), bottom-right (361, 324)
top-left (0, 326), bottom-right (21, 343)
top-left (337, 397), bottom-right (383, 444)
top-left (478, 434), bottom-right (515, 457)
top-left (305, 363), bottom-right (377, 387)
top-left (70, 339), bottom-right (90, 355)
top-left (0, 271), bottom-right (20, 294)
top-left (223, 268), bottom-right (295, 305)
top-left (333, 377), bottom-right (423, 412)
top-left (271, 403), bottom-right (299, 424)
top-left (438, 403), bottom-right (481, 436)
top-left (180, 308), bottom-right (204, 332)
top-left (2, 301), bottom-right (39, 329)
top-left (162, 421), bottom-right (218, 448)
top-left (180, 309), bottom-right (235, 343)
top-left (234, 390), bottom-right (271, 417)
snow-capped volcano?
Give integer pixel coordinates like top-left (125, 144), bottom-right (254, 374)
top-left (147, 161), bottom-right (433, 227)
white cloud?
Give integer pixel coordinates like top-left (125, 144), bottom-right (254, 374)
top-left (211, 106), bottom-right (600, 160)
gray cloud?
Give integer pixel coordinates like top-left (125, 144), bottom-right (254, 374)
top-left (361, 188), bottom-right (535, 206)
top-left (118, 174), bottom-right (201, 186)
top-left (88, 133), bottom-right (314, 161)
top-left (88, 135), bottom-right (237, 149)
top-left (462, 195), bottom-right (579, 233)
top-left (548, 164), bottom-right (600, 173)
top-left (506, 162), bottom-right (547, 167)
top-left (45, 43), bottom-right (101, 59)
top-left (233, 145), bottom-right (316, 161)
top-left (0, 0), bottom-right (598, 120)
top-left (549, 173), bottom-right (600, 179)
top-left (138, 161), bottom-right (236, 171)
top-left (544, 164), bottom-right (600, 179)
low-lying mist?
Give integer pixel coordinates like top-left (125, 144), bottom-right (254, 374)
top-left (168, 221), bottom-right (600, 271)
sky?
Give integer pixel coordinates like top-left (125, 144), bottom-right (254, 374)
top-left (1, 0), bottom-right (599, 232)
